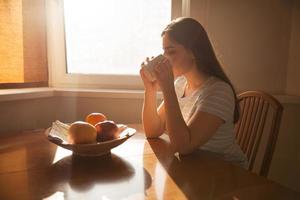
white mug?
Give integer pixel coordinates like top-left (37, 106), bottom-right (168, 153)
top-left (142, 54), bottom-right (165, 82)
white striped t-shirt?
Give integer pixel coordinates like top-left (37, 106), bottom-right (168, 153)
top-left (174, 76), bottom-right (248, 167)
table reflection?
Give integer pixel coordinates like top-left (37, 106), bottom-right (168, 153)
top-left (38, 152), bottom-right (152, 199)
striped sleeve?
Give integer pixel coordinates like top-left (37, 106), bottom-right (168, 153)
top-left (196, 82), bottom-right (235, 122)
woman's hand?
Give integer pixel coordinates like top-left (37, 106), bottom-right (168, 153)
top-left (153, 58), bottom-right (175, 94)
top-left (139, 57), bottom-right (160, 92)
top-left (140, 68), bottom-right (160, 92)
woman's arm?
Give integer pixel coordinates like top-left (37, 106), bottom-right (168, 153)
top-left (163, 87), bottom-right (223, 154)
top-left (142, 90), bottom-right (166, 138)
top-left (140, 68), bottom-right (166, 138)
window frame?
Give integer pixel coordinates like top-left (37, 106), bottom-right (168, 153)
top-left (46, 0), bottom-right (190, 89)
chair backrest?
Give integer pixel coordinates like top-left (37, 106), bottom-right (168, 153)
top-left (235, 91), bottom-right (283, 176)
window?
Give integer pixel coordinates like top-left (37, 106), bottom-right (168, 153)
top-left (0, 0), bottom-right (48, 89)
top-left (47, 0), bottom-right (187, 89)
top-left (64, 0), bottom-right (171, 75)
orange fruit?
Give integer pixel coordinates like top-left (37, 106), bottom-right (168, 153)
top-left (85, 112), bottom-right (107, 126)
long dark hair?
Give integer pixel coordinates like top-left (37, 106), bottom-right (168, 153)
top-left (162, 17), bottom-right (240, 123)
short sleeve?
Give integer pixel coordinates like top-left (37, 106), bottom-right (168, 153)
top-left (196, 82), bottom-right (235, 122)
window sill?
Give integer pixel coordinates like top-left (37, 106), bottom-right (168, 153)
top-left (0, 87), bottom-right (299, 104)
top-left (0, 87), bottom-right (163, 102)
top-left (53, 88), bottom-right (151, 99)
top-left (0, 88), bottom-right (54, 102)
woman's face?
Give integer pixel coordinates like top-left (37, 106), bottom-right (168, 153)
top-left (162, 33), bottom-right (195, 77)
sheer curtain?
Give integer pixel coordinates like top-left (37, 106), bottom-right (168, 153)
top-left (0, 0), bottom-right (48, 88)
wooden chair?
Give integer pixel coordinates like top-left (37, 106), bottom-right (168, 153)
top-left (235, 91), bottom-right (283, 177)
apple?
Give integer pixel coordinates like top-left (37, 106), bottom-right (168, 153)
top-left (95, 120), bottom-right (119, 142)
top-left (68, 121), bottom-right (97, 144)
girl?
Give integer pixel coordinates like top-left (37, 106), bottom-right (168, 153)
top-left (140, 17), bottom-right (247, 167)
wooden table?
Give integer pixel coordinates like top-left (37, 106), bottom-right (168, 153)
top-left (0, 124), bottom-right (298, 200)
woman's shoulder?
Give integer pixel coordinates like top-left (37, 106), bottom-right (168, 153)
top-left (199, 76), bottom-right (235, 105)
top-left (205, 77), bottom-right (234, 95)
top-left (197, 76), bottom-right (236, 122)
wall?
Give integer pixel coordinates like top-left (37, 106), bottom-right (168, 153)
top-left (0, 96), bottom-right (143, 134)
top-left (0, 97), bottom-right (57, 133)
top-left (287, 0), bottom-right (300, 96)
top-left (269, 103), bottom-right (300, 192)
top-left (276, 1), bottom-right (300, 191)
top-left (190, 0), bottom-right (293, 94)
